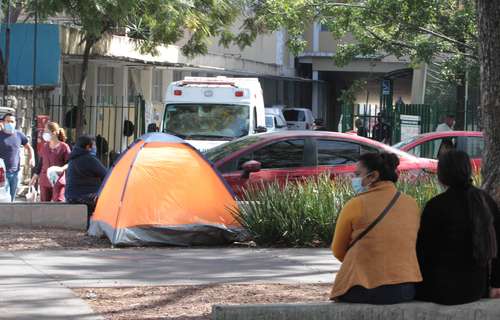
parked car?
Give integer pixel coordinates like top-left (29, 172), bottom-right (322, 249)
top-left (283, 108), bottom-right (315, 130)
top-left (265, 108), bottom-right (288, 132)
top-left (205, 131), bottom-right (437, 197)
top-left (393, 131), bottom-right (483, 169)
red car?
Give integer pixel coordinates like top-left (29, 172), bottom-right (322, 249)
top-left (204, 131), bottom-right (437, 197)
top-left (393, 131), bottom-right (483, 169)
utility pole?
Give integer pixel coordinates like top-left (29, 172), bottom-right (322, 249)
top-left (32, 0), bottom-right (38, 157)
top-left (3, 0), bottom-right (11, 107)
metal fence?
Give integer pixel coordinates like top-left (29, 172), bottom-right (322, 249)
top-left (42, 95), bottom-right (146, 166)
top-left (342, 103), bottom-right (481, 144)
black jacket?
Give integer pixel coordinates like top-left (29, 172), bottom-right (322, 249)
top-left (65, 147), bottom-right (108, 200)
top-left (416, 187), bottom-right (500, 305)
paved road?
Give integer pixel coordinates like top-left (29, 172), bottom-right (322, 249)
top-left (1, 247), bottom-right (339, 319)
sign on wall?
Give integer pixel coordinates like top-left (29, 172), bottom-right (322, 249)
top-left (400, 114), bottom-right (421, 141)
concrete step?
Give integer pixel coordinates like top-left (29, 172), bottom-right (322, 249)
top-left (212, 300), bottom-right (500, 320)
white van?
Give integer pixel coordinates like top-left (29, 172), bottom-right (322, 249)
top-left (265, 107), bottom-right (288, 133)
top-left (283, 108), bottom-right (315, 130)
top-left (162, 76), bottom-right (266, 151)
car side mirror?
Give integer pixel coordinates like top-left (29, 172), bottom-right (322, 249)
top-left (241, 160), bottom-right (261, 179)
top-left (255, 126), bottom-right (267, 133)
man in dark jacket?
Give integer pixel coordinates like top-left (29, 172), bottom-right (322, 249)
top-left (65, 135), bottom-right (108, 229)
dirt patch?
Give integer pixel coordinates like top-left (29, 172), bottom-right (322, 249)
top-left (0, 226), bottom-right (110, 251)
top-left (75, 283), bottom-right (330, 320)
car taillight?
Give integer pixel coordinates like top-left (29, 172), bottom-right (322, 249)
top-left (235, 91), bottom-right (244, 97)
top-left (174, 89), bottom-right (182, 96)
top-left (0, 167), bottom-right (5, 185)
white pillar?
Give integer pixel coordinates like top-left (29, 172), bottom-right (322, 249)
top-left (141, 67), bottom-right (153, 102)
top-left (312, 71), bottom-right (320, 118)
top-left (312, 21), bottom-right (320, 52)
top-left (410, 64), bottom-right (427, 104)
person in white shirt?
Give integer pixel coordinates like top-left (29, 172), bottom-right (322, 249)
top-left (436, 115), bottom-right (455, 132)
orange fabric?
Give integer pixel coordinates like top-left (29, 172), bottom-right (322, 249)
top-left (92, 141), bottom-right (238, 229)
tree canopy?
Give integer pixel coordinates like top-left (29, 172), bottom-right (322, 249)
top-left (241, 0), bottom-right (478, 128)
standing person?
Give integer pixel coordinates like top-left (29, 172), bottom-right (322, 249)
top-left (435, 114), bottom-right (455, 132)
top-left (372, 112), bottom-right (392, 144)
top-left (330, 153), bottom-right (421, 304)
top-left (65, 135), bottom-right (108, 229)
top-left (355, 118), bottom-right (368, 138)
top-left (30, 122), bottom-right (71, 202)
top-left (416, 150), bottom-right (500, 305)
top-left (0, 113), bottom-right (35, 201)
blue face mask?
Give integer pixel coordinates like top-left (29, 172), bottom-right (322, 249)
top-left (90, 146), bottom-right (97, 156)
top-left (351, 173), bottom-right (371, 194)
top-left (3, 123), bottom-right (15, 134)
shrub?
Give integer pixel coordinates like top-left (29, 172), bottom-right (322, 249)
top-left (232, 173), bottom-right (444, 247)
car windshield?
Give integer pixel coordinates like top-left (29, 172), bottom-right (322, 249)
top-left (204, 135), bottom-right (265, 163)
top-left (265, 116), bottom-right (274, 128)
top-left (393, 136), bottom-right (420, 149)
top-left (163, 104), bottom-right (250, 140)
top-left (283, 110), bottom-right (305, 122)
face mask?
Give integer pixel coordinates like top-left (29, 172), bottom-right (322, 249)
top-left (90, 146), bottom-right (97, 156)
top-left (351, 173), bottom-right (372, 194)
top-left (42, 132), bottom-right (52, 142)
top-left (3, 123), bottom-right (15, 134)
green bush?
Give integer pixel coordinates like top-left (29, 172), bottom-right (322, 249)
top-left (232, 173), bottom-right (442, 247)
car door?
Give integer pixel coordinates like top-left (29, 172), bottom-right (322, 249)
top-left (221, 138), bottom-right (315, 195)
top-left (313, 139), bottom-right (378, 178)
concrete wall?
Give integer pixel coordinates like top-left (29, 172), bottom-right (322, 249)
top-left (0, 204), bottom-right (87, 230)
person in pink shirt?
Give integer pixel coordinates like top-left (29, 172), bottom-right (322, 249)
top-left (30, 122), bottom-right (71, 202)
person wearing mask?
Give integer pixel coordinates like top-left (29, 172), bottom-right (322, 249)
top-left (355, 118), bottom-right (368, 138)
top-left (30, 122), bottom-right (71, 202)
top-left (436, 114), bottom-right (455, 132)
top-left (416, 150), bottom-right (500, 305)
top-left (330, 152), bottom-right (422, 304)
top-left (65, 135), bottom-right (108, 229)
top-left (0, 113), bottom-right (35, 201)
top-left (372, 112), bottom-right (392, 144)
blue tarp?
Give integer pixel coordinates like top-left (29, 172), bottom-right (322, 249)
top-left (0, 23), bottom-right (60, 86)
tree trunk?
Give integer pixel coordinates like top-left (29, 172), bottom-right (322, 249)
top-left (455, 78), bottom-right (466, 130)
top-left (76, 40), bottom-right (94, 137)
top-left (477, 0), bottom-right (500, 205)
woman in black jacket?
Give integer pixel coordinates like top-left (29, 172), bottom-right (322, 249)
top-left (65, 135), bottom-right (108, 229)
top-left (416, 150), bottom-right (500, 305)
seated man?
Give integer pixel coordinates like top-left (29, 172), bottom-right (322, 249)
top-left (65, 135), bottom-right (108, 229)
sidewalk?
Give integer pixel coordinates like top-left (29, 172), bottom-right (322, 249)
top-left (0, 247), bottom-right (338, 318)
top-left (0, 252), bottom-right (102, 320)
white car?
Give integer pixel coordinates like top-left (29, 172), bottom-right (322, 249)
top-left (265, 107), bottom-right (288, 132)
top-left (283, 108), bottom-right (315, 130)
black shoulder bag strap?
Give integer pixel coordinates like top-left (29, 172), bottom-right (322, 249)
top-left (346, 191), bottom-right (401, 252)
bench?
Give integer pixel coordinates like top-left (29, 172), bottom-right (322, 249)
top-left (0, 203), bottom-right (87, 230)
top-left (212, 300), bottom-right (500, 320)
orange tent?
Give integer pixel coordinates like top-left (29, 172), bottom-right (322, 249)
top-left (88, 133), bottom-right (240, 246)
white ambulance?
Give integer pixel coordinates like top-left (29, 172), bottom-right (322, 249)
top-left (162, 76), bottom-right (266, 151)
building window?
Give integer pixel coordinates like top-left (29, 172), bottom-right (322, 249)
top-left (128, 69), bottom-right (142, 103)
top-left (173, 70), bottom-right (183, 81)
top-left (97, 67), bottom-right (114, 105)
top-left (153, 70), bottom-right (163, 102)
top-left (63, 64), bottom-right (82, 98)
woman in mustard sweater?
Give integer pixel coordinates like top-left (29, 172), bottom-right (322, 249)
top-left (330, 152), bottom-right (422, 304)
